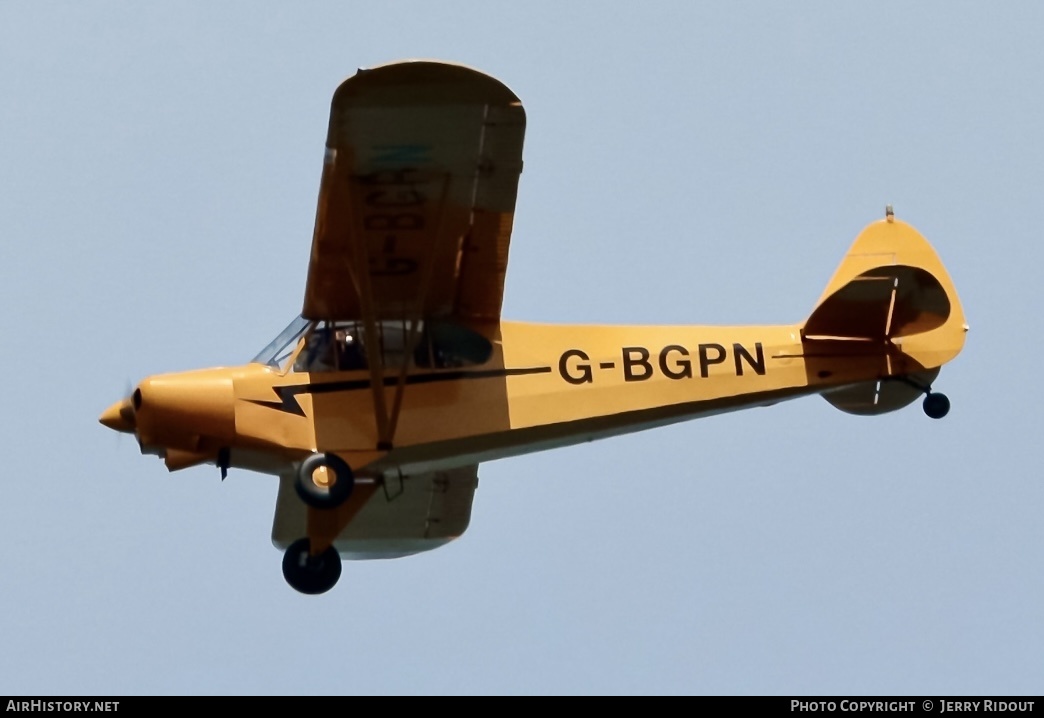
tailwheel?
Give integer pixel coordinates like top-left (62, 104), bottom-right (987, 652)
top-left (295, 453), bottom-right (354, 509)
top-left (923, 392), bottom-right (950, 419)
top-left (282, 538), bottom-right (342, 595)
top-left (895, 375), bottom-right (951, 420)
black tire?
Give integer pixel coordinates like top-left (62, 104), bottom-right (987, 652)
top-left (294, 453), bottom-right (354, 509)
top-left (281, 538), bottom-right (342, 595)
top-left (923, 392), bottom-right (950, 419)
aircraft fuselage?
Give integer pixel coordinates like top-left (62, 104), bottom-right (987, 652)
top-left (104, 319), bottom-right (887, 480)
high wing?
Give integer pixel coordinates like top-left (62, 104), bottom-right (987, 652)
top-left (272, 465), bottom-right (479, 559)
top-left (303, 60), bottom-right (526, 324)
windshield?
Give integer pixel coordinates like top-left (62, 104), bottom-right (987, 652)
top-left (251, 315), bottom-right (312, 368)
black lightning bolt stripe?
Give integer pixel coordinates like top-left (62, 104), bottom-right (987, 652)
top-left (246, 366), bottom-right (553, 416)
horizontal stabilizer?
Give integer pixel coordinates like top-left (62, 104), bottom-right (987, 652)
top-left (804, 265), bottom-right (950, 341)
top-left (822, 369), bottom-right (938, 415)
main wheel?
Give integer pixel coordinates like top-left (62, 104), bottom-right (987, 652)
top-left (295, 453), bottom-right (354, 509)
top-left (281, 538), bottom-right (342, 595)
top-left (923, 392), bottom-right (950, 419)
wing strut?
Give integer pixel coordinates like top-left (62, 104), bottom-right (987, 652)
top-left (348, 173), bottom-right (455, 449)
top-left (386, 175), bottom-right (454, 443)
top-left (347, 183), bottom-right (393, 448)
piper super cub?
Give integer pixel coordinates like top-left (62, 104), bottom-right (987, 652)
top-left (99, 60), bottom-right (968, 594)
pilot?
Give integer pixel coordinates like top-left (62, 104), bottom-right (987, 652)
top-left (295, 327), bottom-right (337, 372)
top-left (336, 330), bottom-right (367, 370)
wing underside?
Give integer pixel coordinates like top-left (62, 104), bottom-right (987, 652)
top-left (272, 465), bottom-right (479, 560)
top-left (303, 60), bottom-right (526, 324)
top-left (275, 62), bottom-right (516, 555)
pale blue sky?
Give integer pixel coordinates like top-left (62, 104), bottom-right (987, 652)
top-left (1, 2), bottom-right (1042, 695)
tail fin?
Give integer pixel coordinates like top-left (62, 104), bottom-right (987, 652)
top-left (803, 212), bottom-right (967, 415)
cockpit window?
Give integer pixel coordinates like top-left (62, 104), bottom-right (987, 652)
top-left (251, 315), bottom-right (311, 368)
top-left (290, 319), bottom-right (493, 373)
top-left (293, 325), bottom-right (368, 373)
top-left (415, 321), bottom-right (494, 368)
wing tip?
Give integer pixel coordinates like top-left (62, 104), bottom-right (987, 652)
top-left (337, 59), bottom-right (521, 106)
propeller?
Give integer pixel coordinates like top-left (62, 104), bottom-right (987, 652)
top-left (100, 381), bottom-right (138, 439)
top-left (116, 379), bottom-right (132, 449)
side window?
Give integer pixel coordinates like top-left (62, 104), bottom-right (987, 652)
top-left (415, 322), bottom-right (493, 369)
top-left (294, 328), bottom-right (335, 373)
top-left (294, 327), bottom-right (369, 373)
top-left (292, 321), bottom-right (491, 372)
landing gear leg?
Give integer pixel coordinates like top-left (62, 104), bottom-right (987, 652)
top-left (282, 538), bottom-right (342, 595)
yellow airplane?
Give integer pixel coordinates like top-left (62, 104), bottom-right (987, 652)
top-left (99, 60), bottom-right (968, 594)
